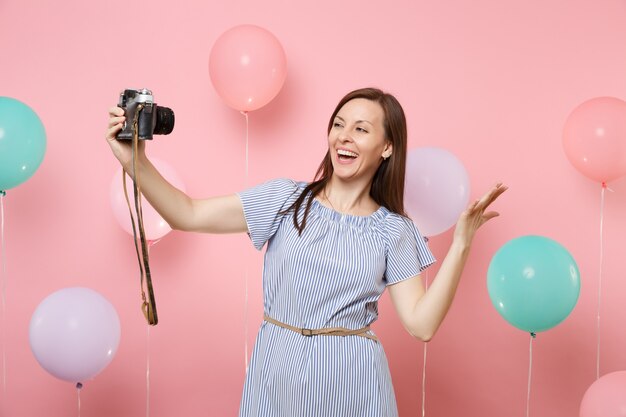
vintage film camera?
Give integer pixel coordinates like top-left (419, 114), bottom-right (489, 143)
top-left (115, 88), bottom-right (175, 140)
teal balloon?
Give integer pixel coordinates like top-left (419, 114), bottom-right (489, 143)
top-left (0, 97), bottom-right (47, 190)
top-left (487, 235), bottom-right (580, 333)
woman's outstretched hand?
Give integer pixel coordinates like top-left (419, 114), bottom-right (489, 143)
top-left (454, 183), bottom-right (508, 246)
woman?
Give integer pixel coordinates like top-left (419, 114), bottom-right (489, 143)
top-left (106, 87), bottom-right (506, 417)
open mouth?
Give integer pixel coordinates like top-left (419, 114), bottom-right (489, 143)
top-left (337, 149), bottom-right (358, 161)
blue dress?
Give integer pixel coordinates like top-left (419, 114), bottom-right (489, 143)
top-left (238, 179), bottom-right (435, 417)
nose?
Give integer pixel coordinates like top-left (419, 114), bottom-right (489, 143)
top-left (337, 129), bottom-right (353, 143)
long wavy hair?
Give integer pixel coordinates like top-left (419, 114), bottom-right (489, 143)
top-left (286, 87), bottom-right (408, 235)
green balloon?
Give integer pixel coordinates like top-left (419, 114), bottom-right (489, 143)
top-left (0, 97), bottom-right (47, 190)
top-left (487, 235), bottom-right (580, 333)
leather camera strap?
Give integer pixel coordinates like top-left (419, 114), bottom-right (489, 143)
top-left (122, 103), bottom-right (158, 325)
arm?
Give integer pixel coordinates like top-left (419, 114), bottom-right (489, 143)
top-left (106, 107), bottom-right (247, 234)
top-left (388, 183), bottom-right (507, 342)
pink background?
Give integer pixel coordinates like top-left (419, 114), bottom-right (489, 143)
top-left (1, 0), bottom-right (626, 416)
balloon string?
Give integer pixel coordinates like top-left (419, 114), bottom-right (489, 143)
top-left (146, 325), bottom-right (151, 417)
top-left (241, 111), bottom-right (250, 373)
top-left (526, 333), bottom-right (536, 417)
top-left (143, 242), bottom-right (152, 417)
top-left (76, 383), bottom-right (83, 417)
top-left (596, 183), bottom-right (611, 379)
top-left (241, 111), bottom-right (249, 183)
top-left (1, 191), bottom-right (7, 408)
top-left (421, 269), bottom-right (429, 417)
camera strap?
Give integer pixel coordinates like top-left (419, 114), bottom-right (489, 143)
top-left (122, 103), bottom-right (159, 326)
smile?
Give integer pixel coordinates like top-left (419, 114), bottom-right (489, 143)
top-left (337, 149), bottom-right (358, 159)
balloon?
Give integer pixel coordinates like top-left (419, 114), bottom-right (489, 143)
top-left (487, 235), bottom-right (580, 333)
top-left (580, 371), bottom-right (626, 417)
top-left (404, 147), bottom-right (470, 237)
top-left (110, 157), bottom-right (186, 242)
top-left (209, 24), bottom-right (287, 112)
top-left (563, 96), bottom-right (626, 183)
top-left (0, 97), bottom-right (47, 190)
top-left (29, 287), bottom-right (121, 383)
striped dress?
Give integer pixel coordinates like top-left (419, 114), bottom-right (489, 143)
top-left (238, 178), bottom-right (435, 417)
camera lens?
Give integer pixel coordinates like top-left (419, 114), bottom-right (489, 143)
top-left (154, 106), bottom-right (175, 135)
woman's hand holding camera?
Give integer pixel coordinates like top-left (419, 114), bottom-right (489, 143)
top-left (105, 106), bottom-right (146, 173)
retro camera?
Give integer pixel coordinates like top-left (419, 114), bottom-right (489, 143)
top-left (116, 88), bottom-right (175, 140)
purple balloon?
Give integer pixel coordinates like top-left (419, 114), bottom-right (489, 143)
top-left (29, 287), bottom-right (121, 383)
top-left (405, 147), bottom-right (470, 237)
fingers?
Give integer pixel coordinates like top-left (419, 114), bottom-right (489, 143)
top-left (105, 124), bottom-right (124, 141)
top-left (475, 183), bottom-right (507, 211)
top-left (109, 106), bottom-right (125, 117)
top-left (107, 105), bottom-right (125, 129)
top-left (108, 116), bottom-right (125, 128)
top-left (106, 106), bottom-right (126, 141)
top-left (482, 211), bottom-right (500, 221)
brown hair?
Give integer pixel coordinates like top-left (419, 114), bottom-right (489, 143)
top-left (287, 87), bottom-right (408, 234)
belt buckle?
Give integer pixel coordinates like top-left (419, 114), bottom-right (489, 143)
top-left (301, 328), bottom-right (313, 337)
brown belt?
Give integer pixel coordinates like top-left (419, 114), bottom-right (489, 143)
top-left (264, 315), bottom-right (378, 342)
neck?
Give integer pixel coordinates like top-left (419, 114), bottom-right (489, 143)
top-left (322, 176), bottom-right (378, 215)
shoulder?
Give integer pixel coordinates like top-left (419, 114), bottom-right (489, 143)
top-left (381, 210), bottom-right (415, 232)
top-left (238, 178), bottom-right (312, 217)
top-left (259, 177), bottom-right (300, 190)
top-left (379, 210), bottom-right (427, 246)
top-left (238, 178), bottom-right (300, 198)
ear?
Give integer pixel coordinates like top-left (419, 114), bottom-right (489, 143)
top-left (382, 141), bottom-right (393, 159)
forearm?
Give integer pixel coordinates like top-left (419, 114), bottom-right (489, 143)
top-left (122, 155), bottom-right (195, 231)
top-left (391, 183), bottom-right (506, 341)
top-left (106, 108), bottom-right (248, 234)
top-left (410, 239), bottom-right (471, 340)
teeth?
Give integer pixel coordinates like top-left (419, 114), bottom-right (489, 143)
top-left (337, 149), bottom-right (358, 158)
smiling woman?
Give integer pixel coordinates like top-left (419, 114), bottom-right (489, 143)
top-left (287, 88), bottom-right (409, 231)
top-left (104, 87), bottom-right (505, 417)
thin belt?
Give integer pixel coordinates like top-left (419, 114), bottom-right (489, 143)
top-left (263, 315), bottom-right (378, 342)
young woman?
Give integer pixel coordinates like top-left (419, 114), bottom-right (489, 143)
top-left (105, 87), bottom-right (506, 417)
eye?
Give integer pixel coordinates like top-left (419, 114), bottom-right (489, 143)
top-left (333, 122), bottom-right (343, 128)
top-left (356, 127), bottom-right (368, 133)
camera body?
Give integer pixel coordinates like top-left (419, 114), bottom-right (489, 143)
top-left (116, 88), bottom-right (175, 140)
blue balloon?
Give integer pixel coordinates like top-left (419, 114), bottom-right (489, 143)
top-left (0, 97), bottom-right (47, 190)
top-left (487, 235), bottom-right (580, 333)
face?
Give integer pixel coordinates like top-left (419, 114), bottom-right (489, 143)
top-left (328, 98), bottom-right (392, 183)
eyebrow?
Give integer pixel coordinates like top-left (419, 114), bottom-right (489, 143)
top-left (334, 116), bottom-right (374, 126)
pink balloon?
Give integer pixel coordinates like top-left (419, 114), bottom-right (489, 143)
top-left (209, 24), bottom-right (287, 112)
top-left (580, 371), bottom-right (626, 417)
top-left (29, 287), bottom-right (121, 384)
top-left (110, 157), bottom-right (186, 242)
top-left (563, 96), bottom-right (626, 183)
top-left (405, 147), bottom-right (470, 237)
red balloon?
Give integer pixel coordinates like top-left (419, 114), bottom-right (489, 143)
top-left (580, 371), bottom-right (626, 417)
top-left (209, 25), bottom-right (287, 112)
top-left (563, 96), bottom-right (626, 183)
